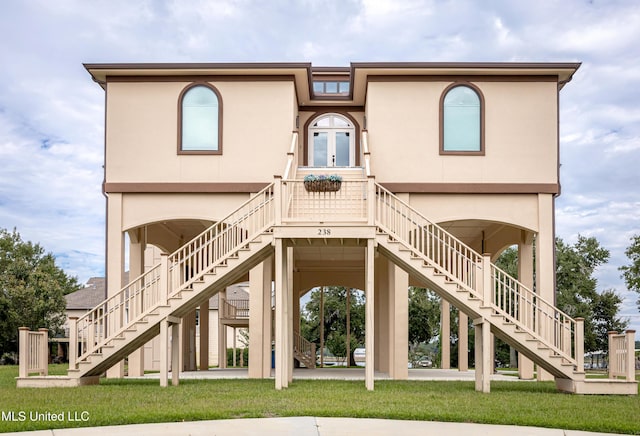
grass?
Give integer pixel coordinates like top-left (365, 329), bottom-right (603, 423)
top-left (1, 365), bottom-right (639, 434)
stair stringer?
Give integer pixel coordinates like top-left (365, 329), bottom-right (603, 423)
top-left (375, 233), bottom-right (583, 382)
top-left (70, 233), bottom-right (275, 379)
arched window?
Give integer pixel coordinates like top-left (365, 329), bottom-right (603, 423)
top-left (178, 84), bottom-right (222, 154)
top-left (440, 84), bottom-right (483, 154)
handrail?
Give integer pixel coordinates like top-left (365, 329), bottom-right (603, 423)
top-left (362, 130), bottom-right (371, 177)
top-left (491, 264), bottom-right (578, 363)
top-left (375, 183), bottom-right (482, 293)
top-left (221, 298), bottom-right (250, 319)
top-left (374, 182), bottom-right (579, 366)
top-left (293, 331), bottom-right (316, 368)
top-left (75, 183), bottom-right (276, 364)
top-left (282, 131), bottom-right (299, 180)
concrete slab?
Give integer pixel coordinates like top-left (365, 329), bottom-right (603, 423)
top-left (1, 418), bottom-right (625, 436)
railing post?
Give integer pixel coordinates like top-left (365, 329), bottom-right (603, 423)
top-left (18, 327), bottom-right (29, 378)
top-left (574, 318), bottom-right (584, 372)
top-left (38, 328), bottom-right (48, 376)
top-left (69, 317), bottom-right (78, 369)
top-left (160, 253), bottom-right (169, 304)
top-left (274, 176), bottom-right (282, 226)
top-left (625, 330), bottom-right (635, 381)
top-left (367, 176), bottom-right (375, 226)
top-left (481, 254), bottom-right (492, 306)
top-left (607, 330), bottom-right (616, 378)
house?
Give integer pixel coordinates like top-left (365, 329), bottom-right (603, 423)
top-left (18, 61), bottom-right (637, 394)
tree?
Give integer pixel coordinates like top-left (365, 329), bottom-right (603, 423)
top-left (591, 289), bottom-right (627, 352)
top-left (620, 234), bottom-right (640, 309)
top-left (555, 235), bottom-right (615, 352)
top-left (300, 287), bottom-right (365, 364)
top-left (0, 228), bottom-right (80, 356)
top-left (408, 287), bottom-right (440, 365)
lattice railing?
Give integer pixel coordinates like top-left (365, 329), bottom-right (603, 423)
top-left (608, 330), bottom-right (636, 380)
top-left (18, 328), bottom-right (48, 377)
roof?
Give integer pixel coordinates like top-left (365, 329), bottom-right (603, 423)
top-left (84, 61), bottom-right (581, 105)
top-left (65, 277), bottom-right (249, 311)
top-left (65, 277), bottom-right (106, 310)
top-left (209, 282), bottom-right (250, 309)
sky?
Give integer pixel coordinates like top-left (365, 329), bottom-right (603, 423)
top-left (0, 0), bottom-right (638, 331)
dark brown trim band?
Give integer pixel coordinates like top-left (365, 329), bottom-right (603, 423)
top-left (380, 183), bottom-right (559, 194)
top-left (104, 182), bottom-right (270, 194)
top-left (105, 74), bottom-right (297, 83)
top-left (367, 74), bottom-right (559, 83)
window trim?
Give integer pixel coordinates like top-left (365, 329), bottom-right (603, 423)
top-left (177, 82), bottom-right (223, 155)
top-left (439, 82), bottom-right (485, 156)
top-left (303, 110), bottom-right (361, 166)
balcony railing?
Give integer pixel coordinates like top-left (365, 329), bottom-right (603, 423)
top-left (281, 179), bottom-right (369, 223)
top-left (220, 298), bottom-right (249, 320)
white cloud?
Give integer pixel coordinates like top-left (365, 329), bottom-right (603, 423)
top-left (0, 0), bottom-right (639, 331)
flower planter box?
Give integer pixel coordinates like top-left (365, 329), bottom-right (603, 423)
top-left (304, 180), bottom-right (342, 192)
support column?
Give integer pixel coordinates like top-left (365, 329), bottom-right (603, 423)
top-left (106, 193), bottom-right (125, 379)
top-left (249, 256), bottom-right (273, 378)
top-left (181, 310), bottom-right (196, 371)
top-left (218, 288), bottom-right (227, 369)
top-left (518, 230), bottom-right (535, 379)
top-left (390, 264), bottom-right (408, 380)
top-left (160, 319), bottom-right (168, 387)
top-left (536, 194), bottom-right (555, 382)
top-left (274, 238), bottom-right (288, 389)
top-left (127, 229), bottom-right (146, 377)
top-left (440, 300), bottom-right (450, 369)
top-left (374, 256), bottom-right (390, 373)
top-left (458, 311), bottom-right (468, 371)
top-left (171, 322), bottom-right (180, 386)
top-left (287, 246), bottom-right (294, 383)
top-left (199, 300), bottom-right (209, 370)
top-left (474, 318), bottom-right (491, 393)
top-left (365, 239), bottom-right (375, 391)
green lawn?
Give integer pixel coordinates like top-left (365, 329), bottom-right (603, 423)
top-left (1, 365), bottom-right (639, 434)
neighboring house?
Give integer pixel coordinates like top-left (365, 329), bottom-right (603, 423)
top-left (20, 61), bottom-right (636, 394)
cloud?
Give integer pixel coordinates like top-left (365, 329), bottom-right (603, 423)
top-left (0, 0), bottom-right (638, 331)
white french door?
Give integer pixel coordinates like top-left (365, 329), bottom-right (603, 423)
top-left (308, 114), bottom-right (355, 167)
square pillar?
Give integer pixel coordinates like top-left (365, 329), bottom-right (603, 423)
top-left (474, 318), bottom-right (491, 393)
top-left (274, 238), bottom-right (288, 389)
top-left (536, 194), bottom-right (555, 382)
top-left (518, 230), bottom-right (535, 379)
top-left (199, 300), bottom-right (209, 371)
top-left (217, 288), bottom-right (227, 369)
top-left (390, 264), bottom-right (408, 380)
top-left (374, 256), bottom-right (390, 373)
top-left (249, 256), bottom-right (273, 378)
top-left (440, 300), bottom-right (450, 369)
top-left (127, 229), bottom-right (146, 377)
top-left (458, 311), bottom-right (468, 371)
top-left (106, 193), bottom-right (125, 379)
top-left (365, 239), bottom-right (375, 391)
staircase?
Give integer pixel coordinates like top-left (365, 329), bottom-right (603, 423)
top-left (18, 161), bottom-right (637, 393)
top-left (372, 183), bottom-right (637, 395)
top-left (293, 331), bottom-right (316, 369)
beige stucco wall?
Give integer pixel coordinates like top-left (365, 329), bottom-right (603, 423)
top-left (408, 193), bottom-right (541, 232)
top-left (121, 193), bottom-right (250, 231)
top-left (366, 80), bottom-right (558, 184)
top-left (105, 80), bottom-right (296, 183)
